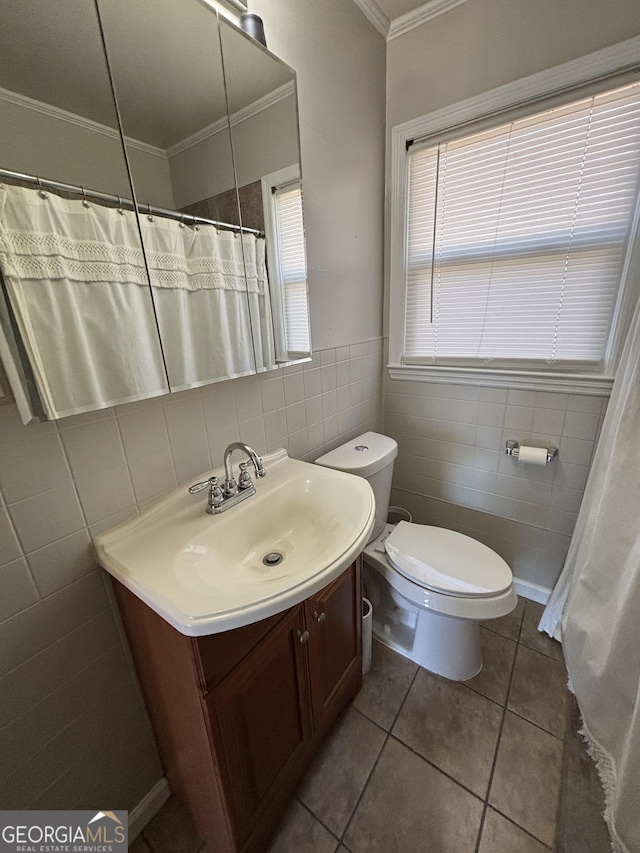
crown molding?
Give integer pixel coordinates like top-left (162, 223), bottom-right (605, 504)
top-left (166, 81), bottom-right (296, 158)
top-left (229, 80), bottom-right (296, 129)
top-left (164, 116), bottom-right (228, 159)
top-left (351, 0), bottom-right (390, 38)
top-left (388, 0), bottom-right (469, 41)
top-left (0, 79), bottom-right (296, 163)
top-left (0, 86), bottom-right (167, 158)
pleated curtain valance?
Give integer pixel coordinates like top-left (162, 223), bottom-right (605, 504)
top-left (404, 81), bottom-right (640, 368)
top-left (0, 186), bottom-right (268, 294)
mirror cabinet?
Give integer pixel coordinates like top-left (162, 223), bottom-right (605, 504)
top-left (0, 0), bottom-right (310, 424)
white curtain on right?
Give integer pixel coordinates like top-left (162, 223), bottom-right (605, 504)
top-left (540, 296), bottom-right (640, 853)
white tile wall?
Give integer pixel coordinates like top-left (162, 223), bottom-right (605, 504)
top-left (0, 339), bottom-right (384, 810)
top-left (384, 373), bottom-right (607, 590)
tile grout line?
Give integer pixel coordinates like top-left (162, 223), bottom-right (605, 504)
top-left (0, 595), bottom-right (113, 678)
top-left (352, 681), bottom-right (495, 805)
top-left (23, 692), bottom-right (153, 810)
top-left (349, 700), bottom-right (393, 737)
top-left (502, 705), bottom-right (565, 741)
top-left (473, 608), bottom-right (526, 853)
top-left (292, 798), bottom-right (341, 847)
top-left (0, 637), bottom-right (123, 741)
top-left (337, 665), bottom-right (422, 849)
top-left (489, 805), bottom-right (554, 851)
top-left (385, 731), bottom-right (486, 805)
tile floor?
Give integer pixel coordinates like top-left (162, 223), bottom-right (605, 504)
top-left (130, 599), bottom-right (610, 853)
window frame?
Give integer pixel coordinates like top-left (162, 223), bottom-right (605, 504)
top-left (388, 36), bottom-right (640, 395)
top-left (261, 164), bottom-right (311, 363)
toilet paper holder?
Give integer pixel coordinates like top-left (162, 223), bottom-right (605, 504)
top-left (505, 440), bottom-right (558, 462)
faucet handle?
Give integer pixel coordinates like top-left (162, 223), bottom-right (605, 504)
top-left (238, 462), bottom-right (253, 490)
top-left (188, 476), bottom-right (217, 495)
top-left (208, 480), bottom-right (224, 509)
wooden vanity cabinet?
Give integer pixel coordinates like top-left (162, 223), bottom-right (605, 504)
top-left (113, 557), bottom-right (362, 853)
top-left (305, 561), bottom-right (362, 723)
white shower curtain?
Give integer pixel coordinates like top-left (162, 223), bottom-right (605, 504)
top-left (0, 184), bottom-right (276, 421)
top-left (540, 297), bottom-right (640, 853)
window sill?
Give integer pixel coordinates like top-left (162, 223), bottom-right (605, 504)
top-left (387, 363), bottom-right (613, 396)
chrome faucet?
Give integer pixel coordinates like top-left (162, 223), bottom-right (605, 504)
top-left (223, 441), bottom-right (266, 496)
top-left (189, 442), bottom-right (266, 514)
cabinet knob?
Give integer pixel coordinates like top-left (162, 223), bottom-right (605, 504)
top-left (313, 611), bottom-right (326, 624)
top-left (297, 629), bottom-right (310, 644)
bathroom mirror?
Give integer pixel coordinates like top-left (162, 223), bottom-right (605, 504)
top-left (219, 18), bottom-right (311, 364)
top-left (0, 0), bottom-right (311, 423)
top-left (99, 0), bottom-right (311, 381)
top-left (96, 0), bottom-right (263, 391)
top-left (0, 0), bottom-right (169, 422)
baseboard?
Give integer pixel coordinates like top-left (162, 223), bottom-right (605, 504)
top-left (129, 777), bottom-right (171, 841)
top-left (513, 577), bottom-right (552, 605)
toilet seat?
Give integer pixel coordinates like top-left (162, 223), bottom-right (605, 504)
top-left (364, 523), bottom-right (517, 622)
top-left (384, 521), bottom-right (512, 598)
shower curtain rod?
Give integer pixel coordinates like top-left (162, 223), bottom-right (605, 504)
top-left (0, 167), bottom-right (264, 237)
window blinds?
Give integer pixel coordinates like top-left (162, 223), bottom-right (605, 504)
top-left (274, 185), bottom-right (310, 356)
top-left (405, 82), bottom-right (640, 365)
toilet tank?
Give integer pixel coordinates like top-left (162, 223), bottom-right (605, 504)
top-left (315, 432), bottom-right (398, 542)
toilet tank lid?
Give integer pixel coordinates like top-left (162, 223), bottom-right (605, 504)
top-left (314, 432), bottom-right (398, 477)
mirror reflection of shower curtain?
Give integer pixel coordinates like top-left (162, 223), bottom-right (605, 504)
top-left (242, 234), bottom-right (278, 374)
top-left (0, 184), bottom-right (169, 422)
top-left (137, 216), bottom-right (276, 389)
top-left (0, 184), bottom-right (276, 423)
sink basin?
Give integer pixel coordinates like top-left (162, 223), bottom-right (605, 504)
top-left (94, 448), bottom-right (375, 635)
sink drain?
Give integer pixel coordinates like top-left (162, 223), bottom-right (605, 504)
top-left (262, 551), bottom-right (284, 567)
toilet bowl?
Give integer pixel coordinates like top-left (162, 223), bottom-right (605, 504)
top-left (315, 431), bottom-right (517, 680)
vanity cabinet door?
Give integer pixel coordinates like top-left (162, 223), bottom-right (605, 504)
top-left (305, 558), bottom-right (362, 727)
top-left (205, 604), bottom-right (313, 841)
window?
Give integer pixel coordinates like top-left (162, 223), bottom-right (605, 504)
top-left (389, 44), bottom-right (640, 393)
top-left (262, 166), bottom-right (311, 362)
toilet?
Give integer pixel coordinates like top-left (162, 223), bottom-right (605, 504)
top-left (315, 432), bottom-right (517, 680)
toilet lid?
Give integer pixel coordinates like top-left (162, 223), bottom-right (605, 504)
top-left (384, 522), bottom-right (512, 597)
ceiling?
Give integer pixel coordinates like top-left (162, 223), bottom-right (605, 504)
top-left (0, 0), bottom-right (291, 150)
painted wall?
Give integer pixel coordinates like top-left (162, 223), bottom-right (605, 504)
top-left (384, 0), bottom-right (640, 595)
top-left (252, 0), bottom-right (386, 351)
top-left (0, 0), bottom-right (385, 817)
top-left (387, 0), bottom-right (640, 128)
top-left (386, 375), bottom-right (606, 591)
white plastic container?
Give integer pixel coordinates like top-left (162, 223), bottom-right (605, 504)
top-left (362, 597), bottom-right (373, 675)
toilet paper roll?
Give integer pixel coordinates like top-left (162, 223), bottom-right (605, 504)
top-left (518, 445), bottom-right (548, 466)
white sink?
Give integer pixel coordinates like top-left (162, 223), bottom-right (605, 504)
top-left (94, 448), bottom-right (375, 635)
